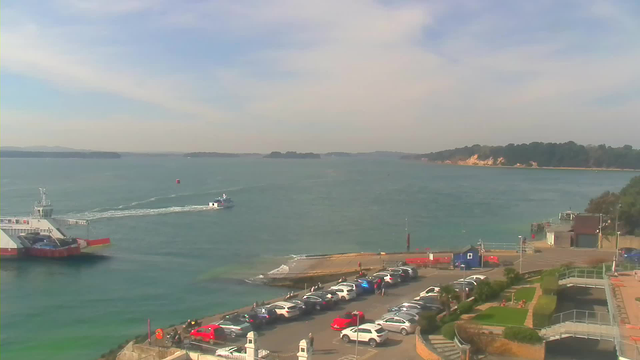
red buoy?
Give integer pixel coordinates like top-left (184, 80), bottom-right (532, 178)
top-left (176, 179), bottom-right (181, 184)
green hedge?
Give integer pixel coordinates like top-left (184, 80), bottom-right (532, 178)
top-left (418, 311), bottom-right (439, 334)
top-left (440, 312), bottom-right (461, 325)
top-left (441, 322), bottom-right (456, 341)
top-left (491, 280), bottom-right (508, 294)
top-left (532, 295), bottom-right (557, 327)
top-left (541, 274), bottom-right (559, 295)
top-left (503, 326), bottom-right (543, 344)
top-left (457, 301), bottom-right (474, 315)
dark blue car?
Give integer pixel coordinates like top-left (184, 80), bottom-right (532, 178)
top-left (624, 250), bottom-right (640, 263)
top-left (356, 278), bottom-right (376, 294)
top-left (254, 307), bottom-right (278, 324)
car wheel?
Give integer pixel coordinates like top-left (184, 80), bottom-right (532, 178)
top-left (401, 328), bottom-right (408, 336)
top-left (230, 331), bottom-right (236, 338)
top-left (342, 335), bottom-right (351, 343)
top-left (369, 339), bottom-right (377, 347)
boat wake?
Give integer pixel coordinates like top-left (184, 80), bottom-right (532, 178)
top-left (66, 205), bottom-right (211, 220)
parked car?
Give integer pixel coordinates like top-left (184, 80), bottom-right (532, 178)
top-left (413, 296), bottom-right (441, 306)
top-left (269, 301), bottom-right (301, 319)
top-left (189, 324), bottom-right (227, 344)
top-left (380, 310), bottom-right (420, 321)
top-left (417, 286), bottom-right (440, 299)
top-left (302, 293), bottom-right (332, 310)
top-left (464, 274), bottom-right (488, 281)
top-left (215, 345), bottom-right (270, 359)
top-left (619, 247), bottom-right (637, 257)
top-left (388, 301), bottom-right (442, 313)
top-left (331, 311), bottom-right (366, 331)
top-left (340, 324), bottom-right (389, 347)
top-left (356, 278), bottom-right (376, 293)
top-left (254, 307), bottom-right (278, 324)
top-left (625, 250), bottom-right (640, 263)
top-left (215, 319), bottom-right (252, 338)
top-left (375, 312), bottom-right (418, 335)
top-left (384, 269), bottom-right (409, 282)
top-left (336, 281), bottom-right (363, 295)
top-left (397, 265), bottom-right (419, 278)
top-left (389, 267), bottom-right (412, 281)
top-left (373, 272), bottom-right (400, 285)
top-left (330, 286), bottom-right (357, 301)
top-left (288, 299), bottom-right (314, 315)
top-left (222, 312), bottom-right (264, 330)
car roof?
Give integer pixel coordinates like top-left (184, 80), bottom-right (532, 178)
top-left (358, 323), bottom-right (383, 330)
top-left (273, 301), bottom-right (296, 306)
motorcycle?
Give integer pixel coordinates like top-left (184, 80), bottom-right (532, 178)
top-left (165, 329), bottom-right (182, 347)
top-left (182, 319), bottom-right (202, 333)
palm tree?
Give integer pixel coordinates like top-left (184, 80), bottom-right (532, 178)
top-left (438, 284), bottom-right (460, 316)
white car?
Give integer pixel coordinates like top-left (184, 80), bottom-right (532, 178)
top-left (340, 323), bottom-right (389, 348)
top-left (215, 345), bottom-right (270, 359)
top-left (465, 274), bottom-right (488, 281)
top-left (336, 282), bottom-right (362, 295)
top-left (330, 286), bottom-right (357, 301)
top-left (416, 286), bottom-right (440, 299)
top-left (269, 301), bottom-right (300, 319)
top-left (455, 279), bottom-right (477, 286)
top-left (373, 272), bottom-right (400, 285)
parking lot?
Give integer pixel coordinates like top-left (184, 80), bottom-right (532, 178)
top-left (175, 247), bottom-right (615, 360)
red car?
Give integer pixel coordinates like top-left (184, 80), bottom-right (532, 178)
top-left (189, 324), bottom-right (227, 344)
top-left (331, 311), bottom-right (365, 331)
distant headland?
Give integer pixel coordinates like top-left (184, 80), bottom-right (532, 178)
top-left (402, 142), bottom-right (640, 170)
top-left (0, 150), bottom-right (121, 159)
top-left (264, 151), bottom-right (321, 159)
top-left (184, 152), bottom-right (261, 158)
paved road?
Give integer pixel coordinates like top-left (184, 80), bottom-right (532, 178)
top-left (181, 247), bottom-right (615, 360)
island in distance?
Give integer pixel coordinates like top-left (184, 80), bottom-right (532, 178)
top-left (402, 141), bottom-right (640, 170)
top-left (264, 151), bottom-right (321, 159)
top-left (183, 152), bottom-right (261, 158)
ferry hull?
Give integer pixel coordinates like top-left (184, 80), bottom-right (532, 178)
top-left (26, 246), bottom-right (82, 258)
top-left (0, 247), bottom-right (24, 258)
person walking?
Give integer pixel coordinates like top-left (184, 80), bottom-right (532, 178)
top-left (308, 332), bottom-right (314, 353)
top-left (380, 280), bottom-right (386, 297)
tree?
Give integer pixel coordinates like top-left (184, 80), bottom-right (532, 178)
top-left (439, 284), bottom-right (461, 316)
top-left (585, 191), bottom-right (620, 217)
top-left (503, 267), bottom-right (521, 286)
top-left (619, 176), bottom-right (640, 235)
top-left (473, 280), bottom-right (496, 302)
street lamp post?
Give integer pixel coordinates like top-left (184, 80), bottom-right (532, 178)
top-left (462, 264), bottom-right (466, 302)
top-left (478, 239), bottom-right (484, 269)
top-left (518, 236), bottom-right (523, 273)
top-left (355, 312), bottom-right (360, 359)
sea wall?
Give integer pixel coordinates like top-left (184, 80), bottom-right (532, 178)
top-left (600, 235), bottom-right (640, 250)
top-left (415, 327), bottom-right (442, 360)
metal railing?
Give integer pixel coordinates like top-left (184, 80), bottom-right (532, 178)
top-left (558, 268), bottom-right (605, 281)
top-left (550, 310), bottom-right (611, 326)
top-left (483, 242), bottom-right (534, 252)
top-left (454, 323), bottom-right (470, 360)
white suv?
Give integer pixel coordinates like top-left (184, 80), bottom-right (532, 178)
top-left (340, 324), bottom-right (388, 347)
top-left (373, 272), bottom-right (399, 285)
top-left (330, 286), bottom-right (356, 301)
top-left (269, 301), bottom-right (300, 319)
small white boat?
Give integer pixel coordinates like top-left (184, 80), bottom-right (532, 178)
top-left (209, 194), bottom-right (234, 209)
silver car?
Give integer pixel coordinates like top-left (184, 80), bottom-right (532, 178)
top-left (380, 310), bottom-right (419, 321)
top-left (375, 313), bottom-right (418, 335)
top-left (215, 319), bottom-right (253, 338)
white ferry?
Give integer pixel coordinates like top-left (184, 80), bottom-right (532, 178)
top-left (208, 194), bottom-right (234, 209)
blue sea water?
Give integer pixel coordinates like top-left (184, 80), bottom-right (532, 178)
top-left (0, 157), bottom-right (635, 360)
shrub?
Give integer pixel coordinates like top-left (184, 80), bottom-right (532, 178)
top-left (532, 295), bottom-right (557, 327)
top-left (504, 268), bottom-right (522, 286)
top-left (503, 326), bottom-right (543, 344)
top-left (418, 311), bottom-right (439, 334)
top-left (441, 322), bottom-right (456, 340)
top-left (473, 280), bottom-right (495, 302)
top-left (541, 274), bottom-right (559, 295)
top-left (440, 312), bottom-right (461, 325)
top-left (491, 280), bottom-right (507, 294)
top-left (457, 300), bottom-right (475, 315)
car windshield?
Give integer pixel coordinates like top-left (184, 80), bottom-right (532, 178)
top-left (406, 318), bottom-right (417, 324)
top-left (339, 313), bottom-right (352, 319)
top-left (374, 327), bottom-right (386, 334)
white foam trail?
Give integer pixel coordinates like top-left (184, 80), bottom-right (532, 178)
top-left (67, 205), bottom-right (211, 220)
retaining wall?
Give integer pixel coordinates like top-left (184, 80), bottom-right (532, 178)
top-left (482, 336), bottom-right (545, 360)
top-left (415, 327), bottom-right (442, 360)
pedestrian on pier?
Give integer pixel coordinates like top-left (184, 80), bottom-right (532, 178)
top-left (308, 333), bottom-right (314, 353)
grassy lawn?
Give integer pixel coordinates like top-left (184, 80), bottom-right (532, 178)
top-left (514, 287), bottom-right (536, 303)
top-left (526, 277), bottom-right (542, 284)
top-left (473, 306), bottom-right (529, 326)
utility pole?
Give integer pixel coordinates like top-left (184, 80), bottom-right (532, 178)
top-left (478, 239), bottom-right (484, 269)
top-left (355, 312), bottom-right (359, 359)
top-left (518, 236), bottom-right (523, 273)
top-left (462, 265), bottom-right (466, 302)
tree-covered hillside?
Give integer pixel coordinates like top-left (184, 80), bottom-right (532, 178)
top-left (402, 142), bottom-right (640, 169)
top-left (585, 176), bottom-right (640, 236)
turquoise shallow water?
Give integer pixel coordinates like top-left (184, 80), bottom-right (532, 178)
top-left (0, 157), bottom-right (635, 360)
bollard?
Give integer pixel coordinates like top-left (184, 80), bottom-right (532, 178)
top-left (297, 339), bottom-right (311, 360)
top-left (246, 331), bottom-right (257, 360)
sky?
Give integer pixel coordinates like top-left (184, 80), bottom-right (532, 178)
top-left (1, 0), bottom-right (640, 153)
